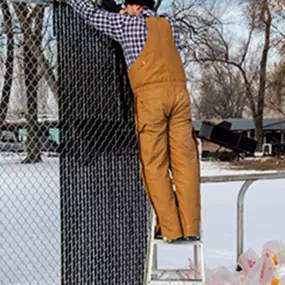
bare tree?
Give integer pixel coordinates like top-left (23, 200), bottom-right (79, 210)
top-left (10, 65), bottom-right (26, 117)
top-left (266, 61), bottom-right (285, 115)
top-left (171, 0), bottom-right (219, 69)
top-left (0, 0), bottom-right (14, 125)
top-left (13, 3), bottom-right (45, 163)
top-left (195, 63), bottom-right (246, 119)
top-left (8, 2), bottom-right (58, 163)
top-left (174, 0), bottom-right (277, 149)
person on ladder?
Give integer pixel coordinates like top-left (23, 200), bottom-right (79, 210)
top-left (60, 0), bottom-right (201, 243)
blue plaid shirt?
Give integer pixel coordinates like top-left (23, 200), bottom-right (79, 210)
top-left (68, 0), bottom-right (182, 68)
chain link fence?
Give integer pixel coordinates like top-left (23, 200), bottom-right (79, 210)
top-left (1, 2), bottom-right (148, 284)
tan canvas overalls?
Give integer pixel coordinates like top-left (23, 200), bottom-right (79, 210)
top-left (127, 16), bottom-right (201, 240)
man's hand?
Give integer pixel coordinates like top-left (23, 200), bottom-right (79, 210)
top-left (119, 8), bottom-right (128, 14)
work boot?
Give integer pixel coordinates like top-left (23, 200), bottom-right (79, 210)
top-left (163, 236), bottom-right (183, 244)
top-left (155, 229), bottom-right (182, 243)
top-left (183, 236), bottom-right (200, 242)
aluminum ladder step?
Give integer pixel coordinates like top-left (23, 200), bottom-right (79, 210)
top-left (144, 210), bottom-right (206, 285)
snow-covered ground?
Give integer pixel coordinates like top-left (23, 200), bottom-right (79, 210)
top-left (1, 154), bottom-right (285, 284)
top-left (0, 155), bottom-right (60, 285)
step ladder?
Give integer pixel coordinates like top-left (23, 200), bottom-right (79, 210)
top-left (144, 210), bottom-right (206, 285)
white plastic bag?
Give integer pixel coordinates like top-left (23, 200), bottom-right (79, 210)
top-left (260, 249), bottom-right (279, 285)
top-left (242, 256), bottom-right (265, 285)
top-left (271, 266), bottom-right (285, 285)
top-left (237, 248), bottom-right (260, 275)
top-left (263, 241), bottom-right (285, 265)
top-left (205, 266), bottom-right (238, 285)
top-left (194, 240), bottom-right (285, 285)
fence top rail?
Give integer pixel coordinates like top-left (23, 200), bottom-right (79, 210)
top-left (201, 172), bottom-right (285, 183)
top-left (9, 0), bottom-right (53, 4)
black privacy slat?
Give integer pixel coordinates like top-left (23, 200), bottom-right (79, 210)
top-left (54, 4), bottom-right (148, 284)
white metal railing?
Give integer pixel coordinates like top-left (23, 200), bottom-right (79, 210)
top-left (201, 172), bottom-right (285, 269)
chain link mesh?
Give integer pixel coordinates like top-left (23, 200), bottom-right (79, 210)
top-left (1, 2), bottom-right (148, 284)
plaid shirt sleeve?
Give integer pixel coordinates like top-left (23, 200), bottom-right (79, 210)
top-left (172, 20), bottom-right (182, 52)
top-left (68, 0), bottom-right (126, 43)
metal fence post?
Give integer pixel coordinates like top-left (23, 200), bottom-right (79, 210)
top-left (236, 179), bottom-right (256, 270)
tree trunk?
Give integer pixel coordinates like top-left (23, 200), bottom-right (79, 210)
top-left (0, 0), bottom-right (14, 125)
top-left (255, 0), bottom-right (272, 150)
top-left (13, 3), bottom-right (58, 102)
top-left (29, 32), bottom-right (58, 101)
top-left (14, 3), bottom-right (44, 163)
top-left (22, 46), bottom-right (42, 164)
top-left (253, 114), bottom-right (264, 150)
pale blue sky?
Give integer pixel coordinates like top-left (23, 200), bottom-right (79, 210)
top-left (158, 0), bottom-right (283, 65)
top-left (158, 0), bottom-right (248, 38)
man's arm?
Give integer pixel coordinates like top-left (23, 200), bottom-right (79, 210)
top-left (172, 20), bottom-right (182, 52)
top-left (68, 0), bottom-right (127, 43)
top-left (168, 17), bottom-right (182, 52)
